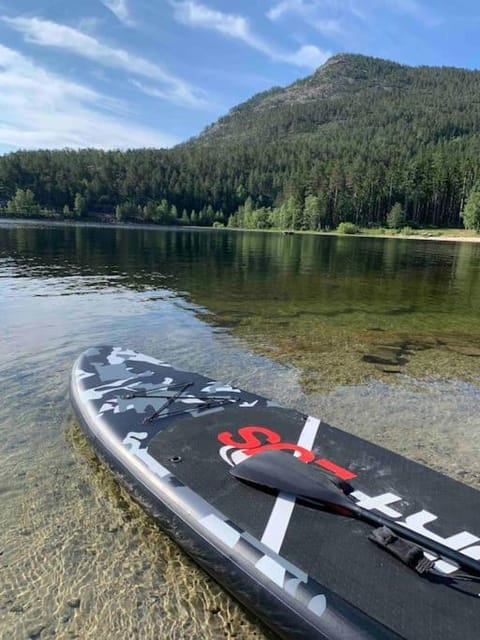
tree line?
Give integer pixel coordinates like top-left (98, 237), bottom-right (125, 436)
top-left (2, 55), bottom-right (480, 231)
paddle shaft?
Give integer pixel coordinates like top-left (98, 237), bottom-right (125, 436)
top-left (349, 502), bottom-right (480, 576)
top-left (230, 449), bottom-right (480, 576)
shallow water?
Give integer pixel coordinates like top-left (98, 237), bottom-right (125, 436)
top-left (1, 221), bottom-right (479, 639)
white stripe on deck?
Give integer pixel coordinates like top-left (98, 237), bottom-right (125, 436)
top-left (260, 416), bottom-right (320, 553)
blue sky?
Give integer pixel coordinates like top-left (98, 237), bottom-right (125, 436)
top-left (0, 1), bottom-right (479, 153)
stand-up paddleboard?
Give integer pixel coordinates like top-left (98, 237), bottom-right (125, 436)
top-left (70, 346), bottom-right (480, 640)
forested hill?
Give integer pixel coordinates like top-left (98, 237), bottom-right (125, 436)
top-left (2, 53), bottom-right (480, 230)
top-left (198, 54), bottom-right (480, 144)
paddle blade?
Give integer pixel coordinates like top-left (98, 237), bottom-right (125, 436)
top-left (231, 452), bottom-right (480, 578)
top-left (230, 449), bottom-right (354, 512)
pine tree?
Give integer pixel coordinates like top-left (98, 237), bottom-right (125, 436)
top-left (6, 188), bottom-right (39, 215)
top-left (386, 202), bottom-right (405, 229)
top-left (143, 201), bottom-right (156, 220)
top-left (73, 192), bottom-right (87, 217)
top-left (461, 183), bottom-right (480, 232)
top-left (242, 197), bottom-right (255, 228)
top-left (154, 199), bottom-right (170, 224)
top-left (205, 204), bottom-right (215, 225)
top-left (303, 194), bottom-right (321, 230)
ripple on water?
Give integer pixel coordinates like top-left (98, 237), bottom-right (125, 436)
top-left (0, 312), bottom-right (284, 640)
top-left (1, 224), bottom-right (480, 639)
top-left (0, 418), bottom-right (272, 640)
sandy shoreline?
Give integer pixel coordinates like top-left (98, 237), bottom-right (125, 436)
top-left (368, 232), bottom-right (480, 243)
top-left (2, 216), bottom-right (480, 243)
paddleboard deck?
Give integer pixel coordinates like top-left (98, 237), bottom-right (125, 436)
top-left (70, 346), bottom-right (480, 640)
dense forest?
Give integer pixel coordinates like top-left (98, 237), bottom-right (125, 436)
top-left (2, 53), bottom-right (480, 231)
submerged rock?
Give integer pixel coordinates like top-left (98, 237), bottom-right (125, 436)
top-left (66, 597), bottom-right (80, 609)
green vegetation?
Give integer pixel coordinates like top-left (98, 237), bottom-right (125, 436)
top-left (337, 222), bottom-right (359, 234)
top-left (461, 182), bottom-right (480, 232)
top-left (2, 54), bottom-right (480, 231)
top-left (6, 188), bottom-right (40, 215)
top-left (3, 187), bottom-right (61, 218)
top-left (74, 192), bottom-right (87, 218)
top-left (386, 202), bottom-right (405, 229)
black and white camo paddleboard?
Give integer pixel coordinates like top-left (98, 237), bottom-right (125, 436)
top-left (70, 346), bottom-right (480, 640)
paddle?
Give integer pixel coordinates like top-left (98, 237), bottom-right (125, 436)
top-left (230, 449), bottom-right (480, 577)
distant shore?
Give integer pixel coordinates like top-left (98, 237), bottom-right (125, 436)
top-left (326, 229), bottom-right (480, 243)
top-left (1, 215), bottom-right (480, 243)
top-left (386, 233), bottom-right (480, 243)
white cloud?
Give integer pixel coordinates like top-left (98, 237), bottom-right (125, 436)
top-left (101, 0), bottom-right (135, 26)
top-left (173, 1), bottom-right (255, 43)
top-left (129, 78), bottom-right (212, 110)
top-left (267, 0), bottom-right (348, 22)
top-left (77, 17), bottom-right (103, 32)
top-left (313, 19), bottom-right (344, 36)
top-left (129, 79), bottom-right (211, 114)
top-left (284, 44), bottom-right (329, 68)
top-left (2, 16), bottom-right (208, 108)
top-left (171, 1), bottom-right (330, 69)
top-left (267, 0), bottom-right (438, 29)
top-left (0, 44), bottom-right (177, 149)
top-left (267, 0), bottom-right (307, 22)
top-left (268, 3), bottom-right (345, 36)
top-left (267, 0), bottom-right (352, 32)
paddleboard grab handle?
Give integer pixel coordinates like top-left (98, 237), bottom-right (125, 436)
top-left (231, 450), bottom-right (480, 578)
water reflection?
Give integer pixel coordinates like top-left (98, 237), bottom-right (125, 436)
top-left (2, 222), bottom-right (479, 313)
top-left (4, 222), bottom-right (479, 388)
